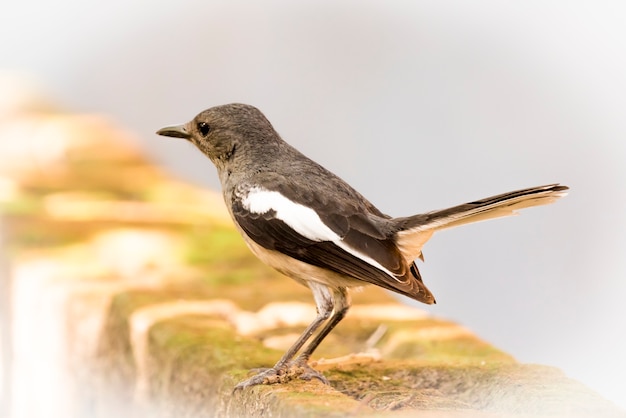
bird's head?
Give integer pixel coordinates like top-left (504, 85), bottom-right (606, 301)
top-left (157, 103), bottom-right (281, 171)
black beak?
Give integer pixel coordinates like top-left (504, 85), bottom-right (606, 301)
top-left (156, 124), bottom-right (191, 139)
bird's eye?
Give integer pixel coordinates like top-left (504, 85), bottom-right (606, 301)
top-left (197, 122), bottom-right (210, 136)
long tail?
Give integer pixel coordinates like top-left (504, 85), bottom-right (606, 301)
top-left (394, 184), bottom-right (569, 263)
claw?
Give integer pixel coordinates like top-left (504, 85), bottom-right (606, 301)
top-left (233, 360), bottom-right (329, 391)
top-left (233, 367), bottom-right (282, 392)
top-left (297, 365), bottom-right (329, 385)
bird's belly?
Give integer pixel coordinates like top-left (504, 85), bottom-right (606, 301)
top-left (244, 236), bottom-right (366, 290)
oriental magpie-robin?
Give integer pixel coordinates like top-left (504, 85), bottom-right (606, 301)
top-left (157, 103), bottom-right (568, 390)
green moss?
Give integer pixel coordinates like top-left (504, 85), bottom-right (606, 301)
top-left (386, 335), bottom-right (512, 365)
top-left (182, 225), bottom-right (250, 265)
top-left (149, 316), bottom-right (278, 374)
top-left (146, 316), bottom-right (372, 416)
top-left (0, 194), bottom-right (42, 216)
top-left (143, 316), bottom-right (278, 415)
top-left (204, 267), bottom-right (258, 285)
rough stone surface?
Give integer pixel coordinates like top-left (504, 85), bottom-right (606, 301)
top-left (1, 100), bottom-right (623, 417)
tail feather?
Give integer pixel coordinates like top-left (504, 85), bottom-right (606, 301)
top-left (394, 184), bottom-right (569, 263)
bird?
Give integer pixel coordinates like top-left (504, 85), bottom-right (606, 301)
top-left (156, 103), bottom-right (568, 390)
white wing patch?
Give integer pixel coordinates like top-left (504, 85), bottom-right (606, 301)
top-left (242, 188), bottom-right (337, 241)
top-left (242, 187), bottom-right (399, 280)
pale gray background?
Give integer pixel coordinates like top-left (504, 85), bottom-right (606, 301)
top-left (2, 0), bottom-right (625, 409)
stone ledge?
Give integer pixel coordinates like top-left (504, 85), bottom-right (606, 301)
top-left (9, 263), bottom-right (621, 417)
top-left (1, 106), bottom-right (624, 417)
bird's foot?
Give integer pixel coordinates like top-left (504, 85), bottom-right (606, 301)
top-left (290, 357), bottom-right (329, 385)
top-left (233, 359), bottom-right (328, 391)
top-left (233, 366), bottom-right (292, 391)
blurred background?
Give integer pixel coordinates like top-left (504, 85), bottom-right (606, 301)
top-left (1, 0), bottom-right (625, 409)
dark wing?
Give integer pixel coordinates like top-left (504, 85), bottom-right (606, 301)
top-left (231, 184), bottom-right (435, 304)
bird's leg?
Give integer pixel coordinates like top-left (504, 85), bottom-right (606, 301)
top-left (291, 287), bottom-right (351, 383)
top-left (233, 282), bottom-right (334, 391)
